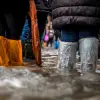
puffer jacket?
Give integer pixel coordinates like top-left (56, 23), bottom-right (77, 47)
top-left (52, 0), bottom-right (100, 29)
top-left (0, 0), bottom-right (29, 12)
top-left (34, 0), bottom-right (52, 13)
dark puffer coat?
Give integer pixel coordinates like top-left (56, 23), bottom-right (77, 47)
top-left (34, 0), bottom-right (52, 13)
top-left (0, 0), bottom-right (29, 13)
top-left (52, 0), bottom-right (100, 29)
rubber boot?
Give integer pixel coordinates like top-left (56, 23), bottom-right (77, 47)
top-left (6, 39), bottom-right (23, 66)
top-left (78, 38), bottom-right (100, 82)
top-left (0, 36), bottom-right (9, 66)
top-left (79, 38), bottom-right (98, 74)
top-left (57, 41), bottom-right (78, 74)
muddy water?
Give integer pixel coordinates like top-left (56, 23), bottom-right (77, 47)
top-left (0, 48), bottom-right (100, 100)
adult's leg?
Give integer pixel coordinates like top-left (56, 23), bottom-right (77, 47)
top-left (50, 38), bottom-right (53, 47)
top-left (37, 11), bottom-right (48, 41)
top-left (55, 30), bottom-right (61, 41)
top-left (0, 13), bottom-right (9, 66)
top-left (58, 30), bottom-right (78, 73)
top-left (79, 28), bottom-right (99, 74)
top-left (55, 35), bottom-right (58, 41)
top-left (4, 12), bottom-right (26, 66)
top-left (47, 40), bottom-right (50, 47)
top-left (5, 12), bottom-right (26, 40)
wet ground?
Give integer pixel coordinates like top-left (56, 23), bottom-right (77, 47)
top-left (0, 47), bottom-right (100, 100)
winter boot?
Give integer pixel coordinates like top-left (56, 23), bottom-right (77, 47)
top-left (79, 37), bottom-right (98, 74)
top-left (57, 41), bottom-right (78, 74)
top-left (6, 39), bottom-right (23, 66)
top-left (0, 36), bottom-right (9, 66)
top-left (78, 38), bottom-right (100, 83)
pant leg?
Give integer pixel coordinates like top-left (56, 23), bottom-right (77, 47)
top-left (0, 13), bottom-right (9, 66)
top-left (0, 13), bottom-right (6, 37)
top-left (79, 28), bottom-right (99, 74)
top-left (47, 40), bottom-right (50, 47)
top-left (58, 30), bottom-right (78, 72)
top-left (4, 12), bottom-right (26, 40)
top-left (55, 35), bottom-right (58, 41)
top-left (37, 11), bottom-right (48, 41)
top-left (49, 38), bottom-right (53, 47)
top-left (55, 30), bottom-right (61, 41)
top-left (4, 12), bottom-right (27, 66)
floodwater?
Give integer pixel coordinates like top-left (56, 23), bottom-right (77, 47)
top-left (0, 48), bottom-right (100, 100)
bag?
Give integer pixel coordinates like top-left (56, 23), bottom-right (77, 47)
top-left (44, 34), bottom-right (49, 42)
top-left (54, 41), bottom-right (59, 49)
top-left (21, 18), bottom-right (30, 43)
top-left (43, 42), bottom-right (47, 47)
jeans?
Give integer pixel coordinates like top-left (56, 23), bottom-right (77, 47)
top-left (60, 28), bottom-right (99, 42)
top-left (47, 37), bottom-right (53, 47)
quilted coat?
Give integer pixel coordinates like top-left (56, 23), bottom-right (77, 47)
top-left (52, 0), bottom-right (100, 29)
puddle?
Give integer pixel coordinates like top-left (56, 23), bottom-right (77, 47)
top-left (0, 48), bottom-right (99, 100)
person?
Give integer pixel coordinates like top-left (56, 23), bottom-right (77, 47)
top-left (46, 15), bottom-right (54, 47)
top-left (54, 30), bottom-right (60, 49)
top-left (52, 0), bottom-right (100, 77)
top-left (47, 24), bottom-right (54, 47)
top-left (0, 0), bottom-right (29, 66)
top-left (34, 0), bottom-right (52, 41)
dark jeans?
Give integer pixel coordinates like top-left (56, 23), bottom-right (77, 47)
top-left (37, 11), bottom-right (48, 41)
top-left (47, 37), bottom-right (53, 47)
top-left (55, 35), bottom-right (59, 41)
top-left (60, 28), bottom-right (99, 42)
top-left (54, 30), bottom-right (61, 41)
top-left (0, 12), bottom-right (26, 40)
